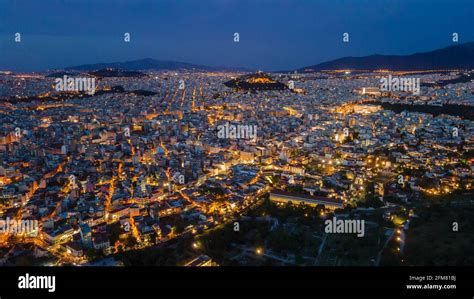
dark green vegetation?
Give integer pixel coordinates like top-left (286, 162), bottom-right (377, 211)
top-left (403, 193), bottom-right (474, 266)
top-left (115, 234), bottom-right (196, 266)
top-left (194, 198), bottom-right (327, 265)
top-left (381, 192), bottom-right (474, 266)
top-left (194, 198), bottom-right (386, 266)
top-left (368, 101), bottom-right (474, 121)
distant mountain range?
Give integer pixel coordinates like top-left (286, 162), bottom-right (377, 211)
top-left (60, 42), bottom-right (474, 74)
top-left (65, 58), bottom-right (251, 72)
top-left (88, 68), bottom-right (147, 78)
top-left (293, 42), bottom-right (474, 72)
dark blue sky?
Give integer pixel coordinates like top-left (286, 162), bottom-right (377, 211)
top-left (0, 0), bottom-right (473, 72)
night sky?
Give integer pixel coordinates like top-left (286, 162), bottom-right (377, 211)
top-left (0, 0), bottom-right (473, 72)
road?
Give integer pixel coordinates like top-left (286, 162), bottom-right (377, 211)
top-left (375, 228), bottom-right (395, 266)
top-left (314, 233), bottom-right (328, 266)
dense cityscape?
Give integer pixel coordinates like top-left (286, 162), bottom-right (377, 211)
top-left (0, 65), bottom-right (472, 266)
top-left (2, 1), bottom-right (474, 298)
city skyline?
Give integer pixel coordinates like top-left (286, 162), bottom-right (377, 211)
top-left (1, 1), bottom-right (473, 297)
top-left (1, 0), bottom-right (473, 273)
